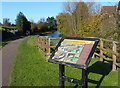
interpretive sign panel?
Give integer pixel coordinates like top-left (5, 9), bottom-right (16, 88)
top-left (48, 37), bottom-right (99, 69)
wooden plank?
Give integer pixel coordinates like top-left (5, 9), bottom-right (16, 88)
top-left (114, 63), bottom-right (120, 68)
top-left (94, 52), bottom-right (100, 56)
top-left (50, 37), bottom-right (61, 40)
top-left (49, 46), bottom-right (56, 48)
top-left (100, 38), bottom-right (120, 43)
top-left (112, 41), bottom-right (117, 71)
top-left (94, 53), bottom-right (113, 61)
top-left (100, 40), bottom-right (103, 61)
top-left (103, 57), bottom-right (113, 61)
top-left (101, 48), bottom-right (119, 56)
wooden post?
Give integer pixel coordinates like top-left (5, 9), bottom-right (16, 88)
top-left (45, 37), bottom-right (50, 61)
top-left (45, 37), bottom-right (47, 53)
top-left (112, 41), bottom-right (117, 71)
top-left (40, 37), bottom-right (42, 50)
top-left (43, 37), bottom-right (45, 52)
top-left (100, 39), bottom-right (103, 61)
top-left (38, 37), bottom-right (41, 52)
top-left (48, 38), bottom-right (51, 55)
top-left (41, 37), bottom-right (43, 51)
top-left (59, 64), bottom-right (65, 88)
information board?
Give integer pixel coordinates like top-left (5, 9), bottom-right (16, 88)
top-left (49, 37), bottom-right (99, 69)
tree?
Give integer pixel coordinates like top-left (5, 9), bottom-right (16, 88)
top-left (58, 1), bottom-right (90, 36)
top-left (74, 1), bottom-right (89, 36)
top-left (63, 1), bottom-right (78, 35)
top-left (57, 1), bottom-right (119, 39)
top-left (3, 18), bottom-right (11, 26)
top-left (56, 13), bottom-right (73, 36)
top-left (31, 21), bottom-right (38, 33)
top-left (16, 12), bottom-right (31, 34)
top-left (46, 17), bottom-right (57, 30)
top-left (37, 19), bottom-right (48, 32)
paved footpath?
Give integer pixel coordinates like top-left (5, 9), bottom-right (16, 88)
top-left (1, 37), bottom-right (28, 87)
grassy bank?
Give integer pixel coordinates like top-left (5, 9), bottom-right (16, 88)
top-left (9, 36), bottom-right (119, 87)
top-left (1, 35), bottom-right (25, 48)
top-left (0, 26), bottom-right (17, 30)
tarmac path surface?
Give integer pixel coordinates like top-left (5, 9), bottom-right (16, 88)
top-left (1, 37), bottom-right (28, 87)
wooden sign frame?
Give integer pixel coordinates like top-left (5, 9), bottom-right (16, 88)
top-left (48, 37), bottom-right (99, 88)
top-left (49, 37), bottom-right (99, 69)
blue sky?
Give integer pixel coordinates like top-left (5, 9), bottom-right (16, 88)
top-left (1, 1), bottom-right (118, 24)
top-left (2, 2), bottom-right (63, 24)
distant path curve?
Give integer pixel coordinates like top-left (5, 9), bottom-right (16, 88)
top-left (1, 37), bottom-right (28, 87)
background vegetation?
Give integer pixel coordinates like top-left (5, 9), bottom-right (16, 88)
top-left (56, 1), bottom-right (119, 41)
top-left (1, 1), bottom-right (119, 41)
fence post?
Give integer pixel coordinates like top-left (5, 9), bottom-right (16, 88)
top-left (112, 41), bottom-right (117, 71)
top-left (38, 36), bottom-right (41, 52)
top-left (41, 37), bottom-right (43, 51)
top-left (100, 39), bottom-right (103, 61)
top-left (48, 38), bottom-right (51, 55)
top-left (45, 37), bottom-right (47, 53)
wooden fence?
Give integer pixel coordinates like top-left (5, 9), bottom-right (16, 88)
top-left (94, 38), bottom-right (120, 71)
top-left (38, 36), bottom-right (61, 60)
top-left (38, 36), bottom-right (120, 71)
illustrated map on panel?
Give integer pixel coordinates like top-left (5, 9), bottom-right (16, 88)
top-left (52, 39), bottom-right (95, 64)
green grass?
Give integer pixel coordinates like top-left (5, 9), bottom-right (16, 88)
top-left (0, 27), bottom-right (5, 30)
top-left (9, 36), bottom-right (119, 87)
top-left (0, 26), bottom-right (17, 30)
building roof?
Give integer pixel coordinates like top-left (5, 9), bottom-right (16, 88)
top-left (101, 6), bottom-right (117, 13)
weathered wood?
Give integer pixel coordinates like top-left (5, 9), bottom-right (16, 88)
top-left (115, 63), bottom-right (120, 68)
top-left (100, 40), bottom-right (103, 61)
top-left (101, 38), bottom-right (120, 43)
top-left (101, 47), bottom-right (119, 56)
top-left (94, 52), bottom-right (100, 56)
top-left (112, 41), bottom-right (117, 71)
top-left (48, 38), bottom-right (51, 54)
top-left (94, 52), bottom-right (113, 61)
top-left (103, 57), bottom-right (113, 61)
top-left (49, 46), bottom-right (56, 48)
top-left (51, 37), bottom-right (61, 40)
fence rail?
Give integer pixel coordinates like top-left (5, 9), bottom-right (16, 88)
top-left (95, 38), bottom-right (120, 71)
top-left (38, 36), bottom-right (120, 71)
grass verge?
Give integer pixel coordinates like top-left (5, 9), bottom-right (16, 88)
top-left (1, 35), bottom-right (25, 48)
top-left (9, 35), bottom-right (119, 87)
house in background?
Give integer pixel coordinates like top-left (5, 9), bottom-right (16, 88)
top-left (98, 4), bottom-right (118, 39)
top-left (101, 6), bottom-right (117, 20)
top-left (101, 6), bottom-right (117, 14)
